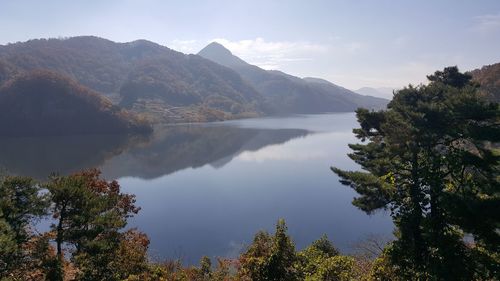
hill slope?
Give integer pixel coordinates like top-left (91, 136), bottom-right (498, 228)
top-left (470, 63), bottom-right (500, 102)
top-left (198, 42), bottom-right (388, 113)
top-left (0, 70), bottom-right (152, 136)
top-left (0, 37), bottom-right (263, 122)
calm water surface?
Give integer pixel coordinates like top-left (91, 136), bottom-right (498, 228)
top-left (0, 113), bottom-right (393, 264)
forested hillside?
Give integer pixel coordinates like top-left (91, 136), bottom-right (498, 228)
top-left (0, 37), bottom-right (392, 122)
top-left (0, 70), bottom-right (151, 136)
top-left (470, 62), bottom-right (500, 102)
top-left (0, 37), bottom-right (263, 122)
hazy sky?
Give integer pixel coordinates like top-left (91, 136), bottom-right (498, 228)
top-left (1, 0), bottom-right (500, 90)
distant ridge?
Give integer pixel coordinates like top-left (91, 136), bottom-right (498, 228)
top-left (354, 87), bottom-right (395, 99)
top-left (198, 42), bottom-right (389, 113)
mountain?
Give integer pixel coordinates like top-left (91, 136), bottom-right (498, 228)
top-left (470, 62), bottom-right (500, 102)
top-left (0, 70), bottom-right (152, 136)
top-left (354, 87), bottom-right (395, 99)
top-left (302, 78), bottom-right (391, 109)
top-left (0, 59), bottom-right (19, 85)
top-left (0, 37), bottom-right (389, 124)
top-left (198, 42), bottom-right (388, 113)
top-left (0, 37), bottom-right (263, 122)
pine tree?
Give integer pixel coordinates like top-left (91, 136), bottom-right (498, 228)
top-left (46, 169), bottom-right (140, 280)
top-left (332, 66), bottom-right (500, 279)
top-left (0, 176), bottom-right (48, 277)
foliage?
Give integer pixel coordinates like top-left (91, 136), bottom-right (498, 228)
top-left (239, 219), bottom-right (300, 281)
top-left (46, 169), bottom-right (140, 280)
top-left (332, 66), bottom-right (500, 279)
top-left (305, 255), bottom-right (356, 281)
top-left (296, 235), bottom-right (339, 278)
top-left (470, 62), bottom-right (500, 102)
top-left (0, 175), bottom-right (48, 278)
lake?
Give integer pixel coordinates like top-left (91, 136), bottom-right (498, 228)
top-left (0, 113), bottom-right (393, 264)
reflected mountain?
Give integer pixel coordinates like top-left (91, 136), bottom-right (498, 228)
top-left (0, 124), bottom-right (309, 180)
top-left (100, 125), bottom-right (310, 179)
top-left (0, 134), bottom-right (145, 179)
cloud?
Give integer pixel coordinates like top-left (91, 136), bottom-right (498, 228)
top-left (472, 13), bottom-right (500, 33)
top-left (167, 37), bottom-right (365, 72)
top-left (168, 39), bottom-right (200, 54)
top-left (211, 37), bottom-right (329, 70)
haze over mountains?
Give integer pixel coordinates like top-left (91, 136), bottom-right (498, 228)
top-left (198, 42), bottom-right (388, 113)
top-left (0, 36), bottom-right (498, 137)
top-left (0, 36), bottom-right (391, 136)
top-left (354, 87), bottom-right (395, 99)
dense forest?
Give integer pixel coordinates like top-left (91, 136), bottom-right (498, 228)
top-left (1, 67), bottom-right (498, 280)
top-left (0, 70), bottom-right (151, 136)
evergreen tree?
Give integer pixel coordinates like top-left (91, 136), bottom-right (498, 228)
top-left (332, 66), bottom-right (500, 280)
top-left (240, 219), bottom-right (299, 281)
top-left (0, 176), bottom-right (48, 278)
top-left (46, 169), bottom-right (140, 280)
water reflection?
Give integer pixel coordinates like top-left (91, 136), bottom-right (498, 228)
top-left (0, 125), bottom-right (309, 180)
top-left (100, 125), bottom-right (309, 179)
top-left (1, 113), bottom-right (394, 264)
top-left (0, 134), bottom-right (142, 179)
top-left (117, 113), bottom-right (393, 264)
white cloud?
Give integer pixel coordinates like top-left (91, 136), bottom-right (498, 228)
top-left (211, 37), bottom-right (329, 70)
top-left (167, 39), bottom-right (200, 54)
top-left (472, 13), bottom-right (500, 33)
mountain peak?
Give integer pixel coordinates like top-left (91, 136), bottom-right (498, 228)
top-left (200, 42), bottom-right (233, 55)
top-left (198, 42), bottom-right (248, 68)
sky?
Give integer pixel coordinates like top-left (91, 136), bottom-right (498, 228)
top-left (1, 0), bottom-right (500, 92)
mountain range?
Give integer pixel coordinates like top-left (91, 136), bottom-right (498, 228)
top-left (1, 36), bottom-right (498, 137)
top-left (0, 37), bottom-right (263, 124)
top-left (0, 37), bottom-right (390, 136)
top-left (198, 42), bottom-right (388, 113)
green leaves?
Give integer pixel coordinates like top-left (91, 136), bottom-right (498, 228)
top-left (0, 175), bottom-right (50, 279)
top-left (45, 169), bottom-right (140, 280)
